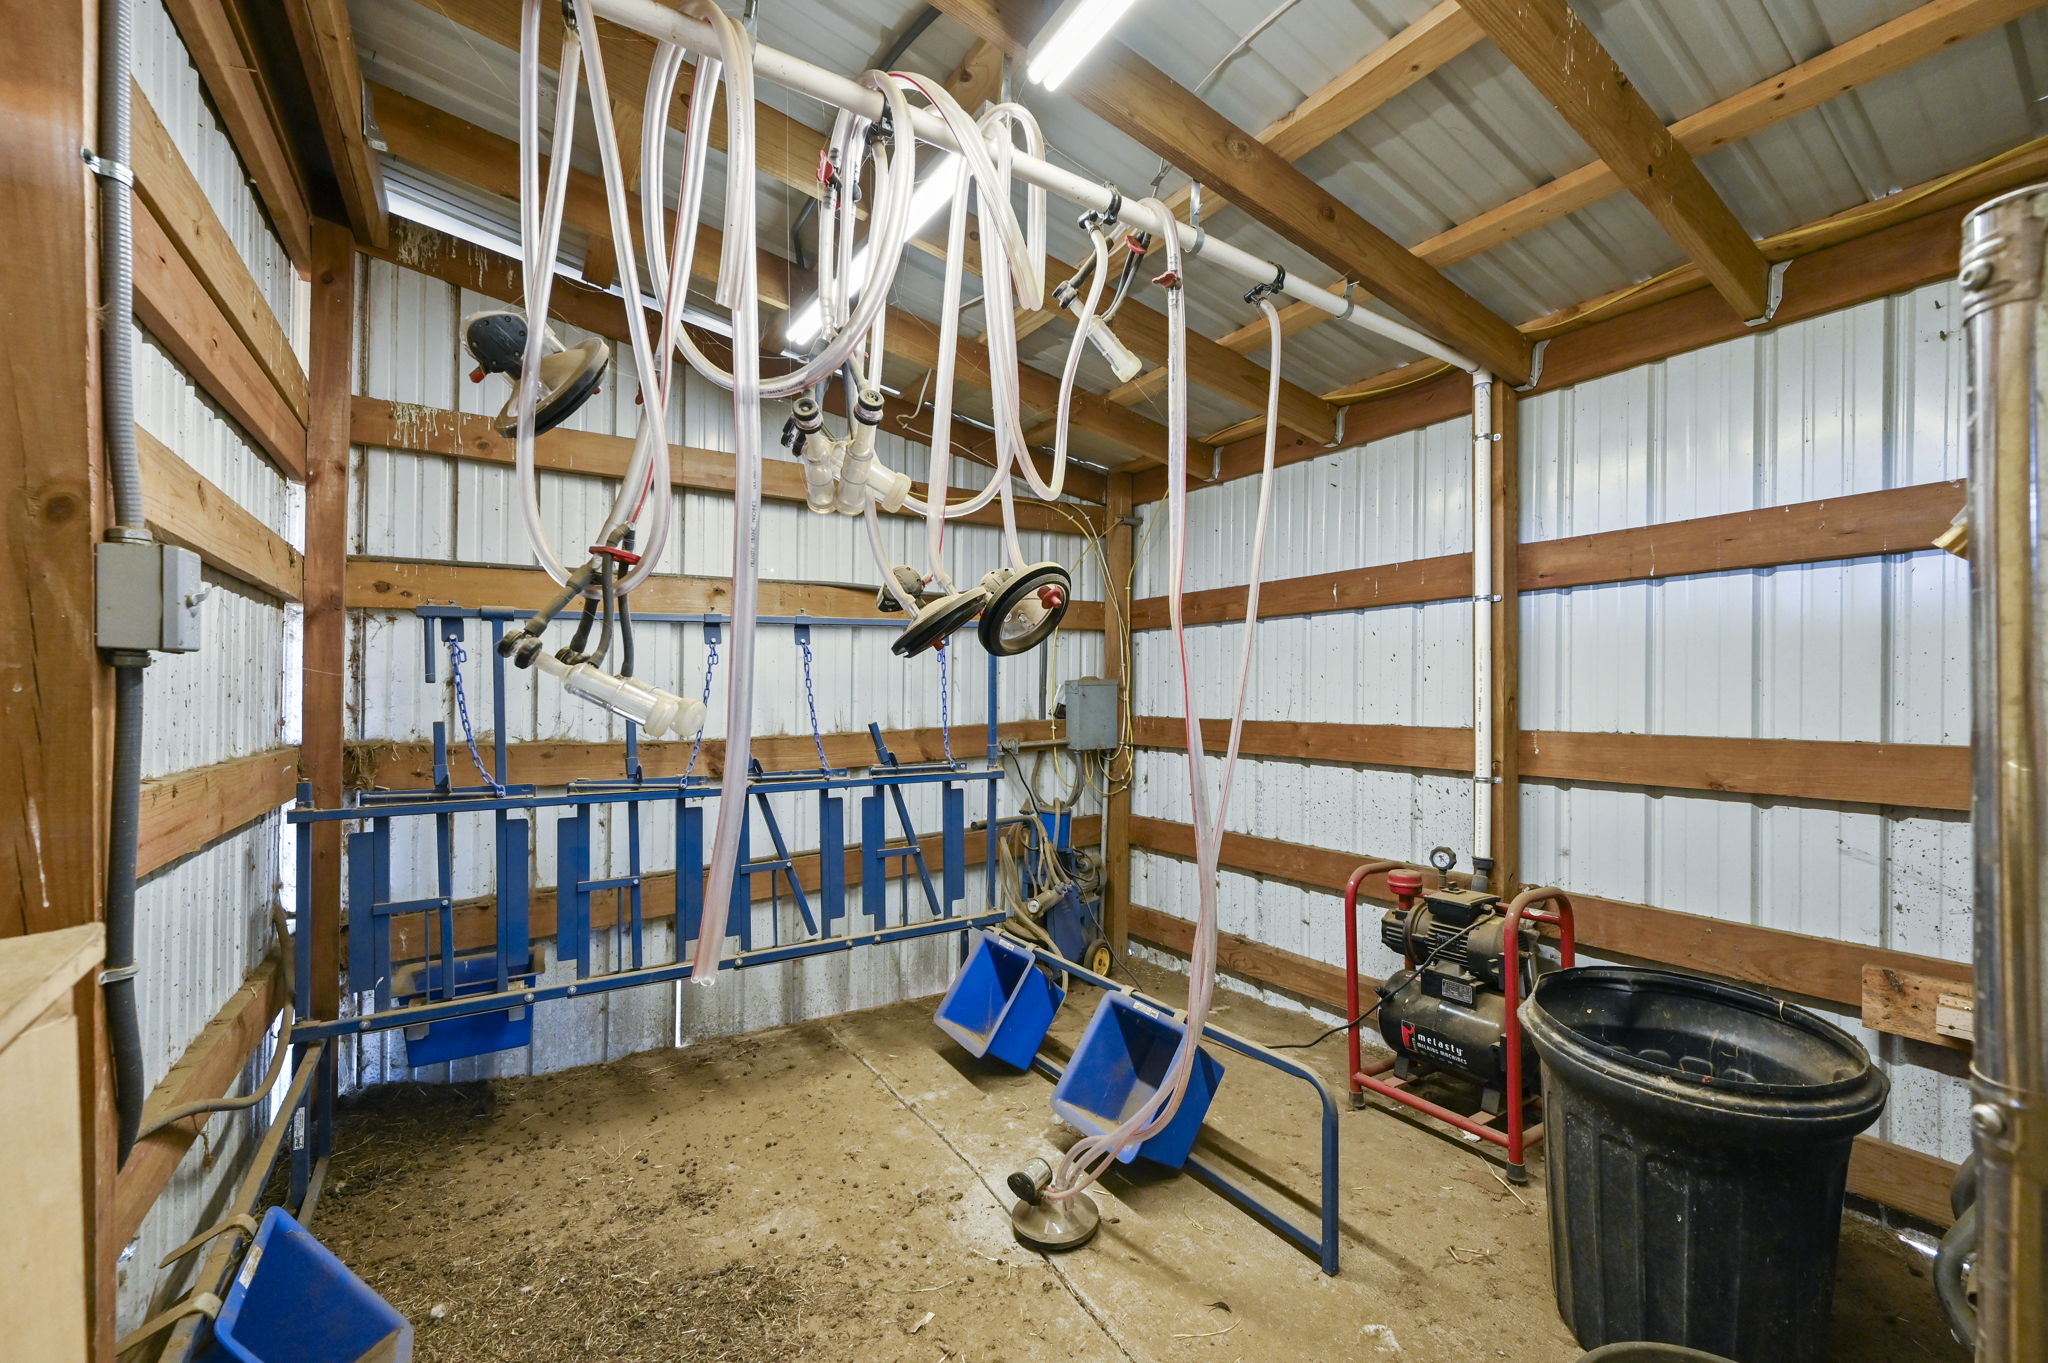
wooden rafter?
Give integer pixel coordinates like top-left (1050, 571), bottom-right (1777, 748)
top-left (283, 0), bottom-right (391, 247)
top-left (929, 0), bottom-right (1533, 382)
top-left (946, 37), bottom-right (1006, 112)
top-left (1459, 0), bottom-right (1770, 318)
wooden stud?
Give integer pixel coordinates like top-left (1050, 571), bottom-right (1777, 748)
top-left (928, 0), bottom-right (1533, 383)
top-left (1101, 475), bottom-right (1135, 953)
top-left (1, 0), bottom-right (107, 943)
top-left (344, 557), bottom-right (1107, 632)
top-left (304, 220), bottom-right (354, 1019)
top-left (283, 0), bottom-right (390, 248)
top-left (159, 0), bottom-right (313, 268)
top-left (137, 428), bottom-right (303, 601)
top-left (132, 198), bottom-right (308, 480)
top-left (137, 748), bottom-right (300, 878)
top-left (1488, 390), bottom-right (1520, 893)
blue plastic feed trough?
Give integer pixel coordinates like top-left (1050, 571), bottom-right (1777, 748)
top-left (209, 1207), bottom-right (411, 1363)
top-left (1051, 992), bottom-right (1226, 1169)
top-left (934, 931), bottom-right (1065, 1068)
top-left (393, 952), bottom-right (536, 1067)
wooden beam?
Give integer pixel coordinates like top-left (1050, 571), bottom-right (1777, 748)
top-left (1124, 891), bottom-right (1959, 1222)
top-left (946, 38), bottom-right (1006, 113)
top-left (1131, 482), bottom-right (1964, 625)
top-left (1131, 716), bottom-right (1965, 811)
top-left (1419, 0), bottom-right (2042, 271)
top-left (136, 428), bottom-right (303, 601)
top-left (1130, 715), bottom-right (1473, 772)
top-left (350, 396), bottom-right (1105, 536)
top-left (343, 556), bottom-right (1108, 632)
top-left (1522, 481), bottom-right (1967, 590)
top-left (131, 83), bottom-right (309, 425)
top-left (1863, 965), bottom-right (1974, 1051)
top-left (283, 0), bottom-right (390, 248)
top-left (132, 198), bottom-right (308, 480)
top-left (304, 221), bottom-right (353, 1021)
top-left (138, 748), bottom-right (300, 878)
top-left (1263, 2), bottom-right (1484, 160)
top-left (359, 721), bottom-right (1065, 790)
top-left (1520, 729), bottom-right (1970, 812)
top-left (1459, 0), bottom-right (1769, 318)
top-left (159, 0), bottom-right (312, 267)
top-left (929, 0), bottom-right (1534, 384)
top-left (111, 951), bottom-right (286, 1249)
top-left (2, 0), bottom-right (107, 939)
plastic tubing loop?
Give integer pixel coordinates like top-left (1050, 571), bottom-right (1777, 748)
top-left (1045, 228), bottom-right (1287, 1200)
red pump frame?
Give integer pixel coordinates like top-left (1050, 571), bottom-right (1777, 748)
top-left (1342, 863), bottom-right (1575, 1183)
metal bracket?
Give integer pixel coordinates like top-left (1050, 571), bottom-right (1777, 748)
top-left (1244, 263), bottom-right (1287, 308)
top-left (81, 147), bottom-right (133, 186)
top-left (1513, 338), bottom-right (1549, 393)
top-left (1336, 279), bottom-right (1359, 323)
top-left (99, 964), bottom-right (139, 985)
top-left (1743, 260), bottom-right (1792, 328)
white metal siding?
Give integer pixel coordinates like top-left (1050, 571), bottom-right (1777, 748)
top-left (343, 256), bottom-right (1103, 1086)
top-left (1131, 279), bottom-right (1972, 1166)
top-left (122, 0), bottom-right (300, 1335)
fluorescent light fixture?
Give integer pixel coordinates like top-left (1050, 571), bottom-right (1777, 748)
top-left (784, 155), bottom-right (960, 349)
top-left (1026, 0), bottom-right (1141, 91)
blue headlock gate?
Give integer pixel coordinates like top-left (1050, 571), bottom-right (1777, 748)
top-left (285, 605), bottom-right (1012, 1210)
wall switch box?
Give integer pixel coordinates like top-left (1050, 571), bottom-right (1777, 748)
top-left (97, 541), bottom-right (205, 653)
top-left (1059, 679), bottom-right (1119, 751)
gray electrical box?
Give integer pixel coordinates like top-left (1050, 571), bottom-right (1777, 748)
top-left (1059, 678), bottom-right (1120, 751)
top-left (97, 541), bottom-right (205, 653)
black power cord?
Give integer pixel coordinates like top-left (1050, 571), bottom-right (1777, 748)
top-left (1265, 918), bottom-right (1486, 1050)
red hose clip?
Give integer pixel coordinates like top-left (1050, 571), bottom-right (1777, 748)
top-left (588, 544), bottom-right (643, 567)
top-left (1123, 233), bottom-right (1148, 257)
top-left (1152, 269), bottom-right (1181, 289)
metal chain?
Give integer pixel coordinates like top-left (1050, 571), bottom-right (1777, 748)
top-left (938, 644), bottom-right (954, 765)
top-left (796, 623), bottom-right (831, 771)
top-left (684, 627), bottom-right (721, 780)
top-left (446, 638), bottom-right (504, 795)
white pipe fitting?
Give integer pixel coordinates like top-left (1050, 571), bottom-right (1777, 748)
top-left (536, 653), bottom-right (707, 739)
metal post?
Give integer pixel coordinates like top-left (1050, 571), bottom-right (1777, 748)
top-left (1960, 184), bottom-right (2048, 1363)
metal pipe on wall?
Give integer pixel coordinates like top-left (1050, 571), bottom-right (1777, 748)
top-left (1959, 184), bottom-right (2048, 1363)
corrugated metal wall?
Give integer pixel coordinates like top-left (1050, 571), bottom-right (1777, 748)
top-left (1130, 278), bottom-right (1972, 1166)
top-left (344, 253), bottom-right (1104, 1085)
top-left (122, 0), bottom-right (303, 1334)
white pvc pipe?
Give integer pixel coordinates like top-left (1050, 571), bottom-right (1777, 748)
top-left (589, 0), bottom-right (1480, 374)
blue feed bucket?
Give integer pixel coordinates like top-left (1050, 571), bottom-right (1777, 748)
top-left (394, 952), bottom-right (536, 1068)
top-left (1050, 992), bottom-right (1225, 1169)
top-left (210, 1207), bottom-right (412, 1363)
top-left (934, 931), bottom-right (1065, 1069)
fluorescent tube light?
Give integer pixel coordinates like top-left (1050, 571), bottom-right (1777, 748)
top-left (1026, 0), bottom-right (1141, 92)
top-left (784, 155), bottom-right (960, 348)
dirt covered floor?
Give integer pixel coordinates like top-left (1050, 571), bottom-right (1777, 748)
top-left (316, 963), bottom-right (1963, 1362)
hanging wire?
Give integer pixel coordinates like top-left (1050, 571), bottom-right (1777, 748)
top-left (684, 628), bottom-right (722, 780)
top-left (447, 638), bottom-right (505, 795)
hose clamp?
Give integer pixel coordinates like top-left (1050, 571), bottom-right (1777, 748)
top-left (1079, 190), bottom-right (1121, 235)
top-left (1186, 224), bottom-right (1207, 258)
top-left (1244, 264), bottom-right (1287, 307)
top-left (82, 148), bottom-right (133, 186)
top-left (1336, 279), bottom-right (1359, 322)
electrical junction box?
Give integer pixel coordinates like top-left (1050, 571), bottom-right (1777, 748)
top-left (1059, 679), bottom-right (1119, 751)
top-left (96, 541), bottom-right (205, 653)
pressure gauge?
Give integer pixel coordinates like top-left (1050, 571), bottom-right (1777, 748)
top-left (1429, 846), bottom-right (1458, 879)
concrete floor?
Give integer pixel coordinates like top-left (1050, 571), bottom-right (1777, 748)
top-left (315, 962), bottom-right (1964, 1362)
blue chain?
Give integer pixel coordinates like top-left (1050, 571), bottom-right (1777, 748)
top-left (938, 644), bottom-right (954, 765)
top-left (447, 638), bottom-right (504, 795)
top-left (684, 627), bottom-right (721, 780)
top-left (797, 622), bottom-right (831, 771)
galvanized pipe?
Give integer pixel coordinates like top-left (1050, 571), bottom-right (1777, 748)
top-left (1959, 183), bottom-right (2048, 1363)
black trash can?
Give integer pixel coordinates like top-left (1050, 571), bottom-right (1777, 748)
top-left (1521, 967), bottom-right (1888, 1363)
